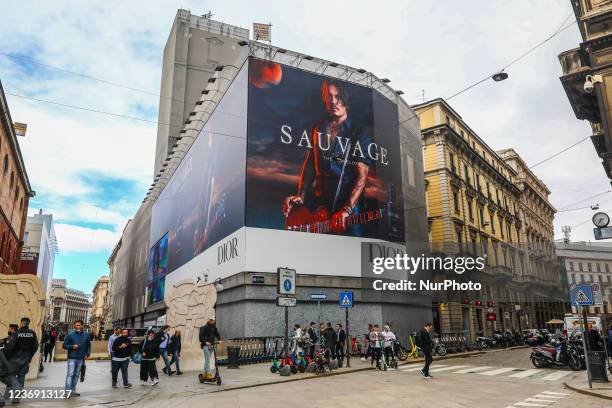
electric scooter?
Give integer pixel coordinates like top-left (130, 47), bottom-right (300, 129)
top-left (198, 342), bottom-right (222, 386)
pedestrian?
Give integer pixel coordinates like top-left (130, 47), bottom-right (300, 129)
top-left (111, 329), bottom-right (132, 389)
top-left (157, 325), bottom-right (174, 376)
top-left (107, 328), bottom-right (121, 360)
top-left (587, 324), bottom-right (603, 351)
top-left (0, 324), bottom-right (21, 406)
top-left (63, 320), bottom-right (91, 396)
top-left (382, 324), bottom-right (396, 366)
top-left (168, 329), bottom-right (183, 375)
top-left (361, 324), bottom-right (373, 362)
top-left (291, 324), bottom-right (304, 355)
top-left (139, 330), bottom-right (159, 386)
top-left (417, 322), bottom-right (434, 379)
top-left (198, 319), bottom-right (221, 381)
top-left (323, 322), bottom-right (336, 361)
top-left (369, 324), bottom-right (382, 368)
top-left (10, 317), bottom-right (38, 388)
top-left (335, 323), bottom-right (346, 364)
top-left (43, 327), bottom-right (57, 363)
top-left (307, 322), bottom-right (318, 358)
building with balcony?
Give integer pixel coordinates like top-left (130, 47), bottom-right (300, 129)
top-left (556, 241), bottom-right (612, 316)
top-left (414, 99), bottom-right (566, 337)
top-left (47, 279), bottom-right (91, 334)
top-left (559, 0), bottom-right (612, 179)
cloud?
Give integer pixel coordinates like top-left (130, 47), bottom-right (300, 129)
top-left (54, 223), bottom-right (121, 253)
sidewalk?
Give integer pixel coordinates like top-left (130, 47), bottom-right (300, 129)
top-left (20, 351), bottom-right (482, 407)
top-left (564, 371), bottom-right (612, 400)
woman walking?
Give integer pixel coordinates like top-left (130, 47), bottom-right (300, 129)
top-left (139, 330), bottom-right (160, 386)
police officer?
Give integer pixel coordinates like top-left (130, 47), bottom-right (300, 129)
top-left (10, 317), bottom-right (38, 387)
top-left (1, 324), bottom-right (20, 406)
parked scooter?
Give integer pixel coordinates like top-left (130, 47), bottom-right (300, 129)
top-left (530, 338), bottom-right (583, 371)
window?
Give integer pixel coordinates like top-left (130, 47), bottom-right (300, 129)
top-left (590, 274), bottom-right (594, 282)
top-left (486, 182), bottom-right (491, 200)
top-left (453, 192), bottom-right (460, 212)
top-left (468, 199), bottom-right (474, 220)
top-left (579, 262), bottom-right (583, 271)
top-left (581, 274), bottom-right (585, 282)
top-left (23, 232), bottom-right (28, 242)
top-left (491, 214), bottom-right (495, 233)
top-left (607, 264), bottom-right (610, 273)
top-left (464, 164), bottom-right (471, 185)
top-left (449, 153), bottom-right (456, 174)
top-left (479, 206), bottom-right (484, 226)
top-left (446, 115), bottom-right (450, 125)
top-left (588, 263), bottom-right (592, 272)
top-left (460, 130), bottom-right (464, 138)
top-left (569, 261), bottom-right (574, 271)
top-left (500, 217), bottom-right (504, 239)
top-left (597, 263), bottom-right (601, 272)
top-left (571, 274), bottom-right (576, 284)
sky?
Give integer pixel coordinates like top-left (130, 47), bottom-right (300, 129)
top-left (0, 0), bottom-right (604, 292)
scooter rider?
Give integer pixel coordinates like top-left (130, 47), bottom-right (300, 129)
top-left (199, 319), bottom-right (221, 381)
top-left (11, 317), bottom-right (38, 387)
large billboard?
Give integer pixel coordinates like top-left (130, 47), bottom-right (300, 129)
top-left (246, 58), bottom-right (404, 242)
top-left (148, 61), bottom-right (248, 299)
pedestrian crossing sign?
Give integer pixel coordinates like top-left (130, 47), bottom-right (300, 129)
top-left (339, 291), bottom-right (353, 308)
top-left (570, 284), bottom-right (594, 306)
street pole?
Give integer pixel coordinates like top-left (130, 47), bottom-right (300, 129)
top-left (284, 306), bottom-right (289, 358)
top-left (581, 305), bottom-right (593, 389)
top-left (317, 300), bottom-right (321, 342)
top-left (345, 307), bottom-right (350, 367)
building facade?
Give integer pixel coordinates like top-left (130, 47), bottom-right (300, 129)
top-left (20, 209), bottom-right (57, 294)
top-left (89, 275), bottom-right (110, 338)
top-left (414, 99), bottom-right (566, 338)
top-left (47, 279), bottom-right (91, 333)
top-left (0, 80), bottom-right (34, 275)
top-left (557, 241), bottom-right (612, 315)
top-left (559, 0), bottom-right (612, 179)
top-left (110, 9), bottom-right (430, 340)
top-left (153, 9), bottom-right (249, 176)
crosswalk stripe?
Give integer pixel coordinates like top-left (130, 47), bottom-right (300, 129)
top-left (478, 367), bottom-right (518, 376)
top-left (509, 369), bottom-right (543, 378)
top-left (533, 394), bottom-right (565, 399)
top-left (525, 398), bottom-right (555, 405)
top-left (429, 365), bottom-right (469, 373)
top-left (541, 391), bottom-right (570, 396)
top-left (401, 365), bottom-right (445, 372)
top-left (454, 366), bottom-right (492, 373)
top-left (514, 402), bottom-right (550, 407)
top-left (541, 371), bottom-right (572, 381)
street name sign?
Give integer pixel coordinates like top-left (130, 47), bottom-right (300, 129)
top-left (310, 293), bottom-right (327, 300)
top-left (277, 296), bottom-right (296, 307)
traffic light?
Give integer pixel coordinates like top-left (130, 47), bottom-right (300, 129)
top-left (487, 313), bottom-right (496, 321)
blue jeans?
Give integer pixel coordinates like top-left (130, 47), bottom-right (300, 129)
top-left (160, 349), bottom-right (171, 372)
top-left (65, 359), bottom-right (83, 391)
top-left (169, 353), bottom-right (180, 372)
top-left (202, 346), bottom-right (213, 374)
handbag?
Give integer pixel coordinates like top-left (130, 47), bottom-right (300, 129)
top-left (132, 352), bottom-right (142, 364)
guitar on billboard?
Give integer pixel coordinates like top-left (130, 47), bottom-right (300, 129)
top-left (284, 205), bottom-right (385, 234)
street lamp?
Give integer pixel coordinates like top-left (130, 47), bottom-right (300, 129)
top-left (492, 71), bottom-right (508, 82)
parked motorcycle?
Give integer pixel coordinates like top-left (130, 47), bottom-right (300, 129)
top-left (530, 339), bottom-right (583, 371)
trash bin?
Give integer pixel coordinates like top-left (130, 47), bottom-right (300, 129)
top-left (587, 351), bottom-right (608, 382)
top-left (227, 346), bottom-right (241, 369)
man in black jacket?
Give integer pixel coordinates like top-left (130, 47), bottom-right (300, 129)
top-left (12, 317), bottom-right (38, 387)
top-left (198, 319), bottom-right (221, 379)
top-left (417, 322), bottom-right (434, 379)
top-left (307, 322), bottom-right (318, 358)
top-left (168, 330), bottom-right (182, 375)
top-left (335, 324), bottom-right (346, 363)
top-left (1, 324), bottom-right (21, 406)
top-left (111, 329), bottom-right (132, 389)
top-left (323, 322), bottom-right (337, 360)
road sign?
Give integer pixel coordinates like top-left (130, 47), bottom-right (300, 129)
top-left (277, 267), bottom-right (296, 295)
top-left (594, 226), bottom-right (612, 240)
top-left (487, 307), bottom-right (495, 313)
top-left (504, 311), bottom-right (510, 319)
top-left (277, 296), bottom-right (296, 307)
top-left (310, 293), bottom-right (327, 300)
top-left (487, 313), bottom-right (496, 321)
top-left (571, 284), bottom-right (594, 306)
top-left (339, 291), bottom-right (353, 308)
top-left (592, 283), bottom-right (603, 305)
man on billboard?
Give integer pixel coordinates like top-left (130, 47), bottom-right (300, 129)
top-left (282, 80), bottom-right (377, 235)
